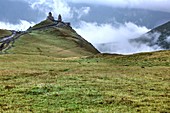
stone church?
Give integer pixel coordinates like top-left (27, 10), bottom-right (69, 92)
top-left (47, 12), bottom-right (70, 26)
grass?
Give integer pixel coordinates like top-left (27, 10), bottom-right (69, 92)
top-left (0, 23), bottom-right (169, 112)
top-left (0, 51), bottom-right (169, 112)
top-left (7, 27), bottom-right (98, 57)
top-left (0, 29), bottom-right (12, 39)
top-left (31, 19), bottom-right (54, 30)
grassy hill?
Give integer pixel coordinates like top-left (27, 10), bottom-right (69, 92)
top-left (5, 20), bottom-right (99, 57)
top-left (0, 20), bottom-right (169, 112)
top-left (0, 29), bottom-right (12, 39)
top-left (8, 28), bottom-right (98, 57)
top-left (29, 19), bottom-right (54, 30)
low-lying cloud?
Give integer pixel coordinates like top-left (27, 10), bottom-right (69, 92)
top-left (0, 20), bottom-right (35, 31)
top-left (75, 21), bottom-right (163, 54)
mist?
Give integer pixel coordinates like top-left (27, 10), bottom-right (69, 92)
top-left (74, 21), bottom-right (163, 54)
top-left (0, 20), bottom-right (35, 31)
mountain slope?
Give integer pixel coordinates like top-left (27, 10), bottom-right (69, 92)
top-left (0, 48), bottom-right (170, 112)
top-left (6, 20), bottom-right (100, 57)
top-left (0, 29), bottom-right (12, 39)
top-left (131, 21), bottom-right (170, 49)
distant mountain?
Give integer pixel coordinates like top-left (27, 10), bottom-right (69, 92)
top-left (131, 21), bottom-right (170, 49)
top-left (70, 3), bottom-right (170, 29)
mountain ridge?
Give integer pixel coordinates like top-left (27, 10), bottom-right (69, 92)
top-left (131, 21), bottom-right (170, 49)
top-left (0, 15), bottom-right (100, 57)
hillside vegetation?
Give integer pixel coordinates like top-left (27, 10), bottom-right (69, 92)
top-left (4, 20), bottom-right (99, 57)
top-left (0, 29), bottom-right (12, 39)
top-left (0, 20), bottom-right (169, 112)
top-left (8, 28), bottom-right (99, 57)
top-left (0, 50), bottom-right (170, 112)
top-left (29, 19), bottom-right (55, 30)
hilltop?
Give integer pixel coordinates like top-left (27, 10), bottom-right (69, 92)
top-left (0, 29), bottom-right (12, 39)
top-left (0, 12), bottom-right (99, 57)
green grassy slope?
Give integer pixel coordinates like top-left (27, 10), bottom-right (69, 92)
top-left (8, 26), bottom-right (99, 57)
top-left (0, 50), bottom-right (169, 112)
top-left (0, 29), bottom-right (12, 39)
top-left (30, 20), bottom-right (54, 30)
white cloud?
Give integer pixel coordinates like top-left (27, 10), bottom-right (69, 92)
top-left (166, 36), bottom-right (170, 43)
top-left (75, 22), bottom-right (149, 43)
top-left (74, 7), bottom-right (91, 19)
top-left (25, 0), bottom-right (73, 20)
top-left (0, 20), bottom-right (35, 31)
top-left (24, 0), bottom-right (91, 20)
top-left (74, 21), bottom-right (162, 54)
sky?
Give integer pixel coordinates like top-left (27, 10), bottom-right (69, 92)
top-left (67, 0), bottom-right (170, 13)
top-left (0, 0), bottom-right (170, 54)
